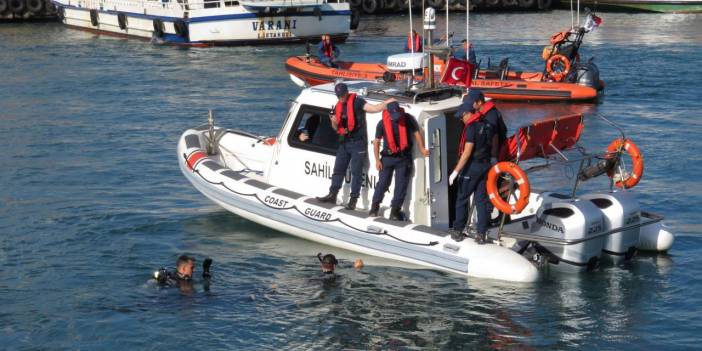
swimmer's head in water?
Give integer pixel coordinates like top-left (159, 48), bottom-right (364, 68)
top-left (317, 253), bottom-right (338, 272)
top-left (176, 255), bottom-right (195, 279)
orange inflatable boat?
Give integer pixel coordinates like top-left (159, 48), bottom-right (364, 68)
top-left (286, 27), bottom-right (605, 102)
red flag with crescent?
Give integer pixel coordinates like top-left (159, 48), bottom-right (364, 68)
top-left (440, 58), bottom-right (474, 87)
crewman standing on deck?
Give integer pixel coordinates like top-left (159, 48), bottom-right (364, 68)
top-left (369, 102), bottom-right (429, 220)
top-left (405, 30), bottom-right (423, 53)
top-left (316, 83), bottom-right (395, 210)
top-left (463, 90), bottom-right (507, 160)
top-left (455, 39), bottom-right (477, 66)
top-left (448, 97), bottom-right (498, 244)
top-left (318, 34), bottom-right (340, 68)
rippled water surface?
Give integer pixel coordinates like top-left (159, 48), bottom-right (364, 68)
top-left (1, 11), bottom-right (701, 350)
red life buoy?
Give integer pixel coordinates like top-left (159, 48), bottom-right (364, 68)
top-left (606, 138), bottom-right (644, 188)
top-left (486, 162), bottom-right (531, 214)
top-left (186, 150), bottom-right (207, 170)
top-left (546, 54), bottom-right (571, 82)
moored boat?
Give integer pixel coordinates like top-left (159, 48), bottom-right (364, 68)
top-left (177, 81), bottom-right (674, 282)
top-left (52, 0), bottom-right (355, 46)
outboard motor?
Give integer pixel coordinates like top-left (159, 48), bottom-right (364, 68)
top-left (570, 61), bottom-right (601, 90)
top-left (581, 192), bottom-right (640, 263)
top-left (530, 194), bottom-right (606, 272)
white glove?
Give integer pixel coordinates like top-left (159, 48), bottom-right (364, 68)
top-left (449, 171), bottom-right (459, 186)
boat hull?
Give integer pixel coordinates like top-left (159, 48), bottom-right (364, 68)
top-left (55, 0), bottom-right (350, 45)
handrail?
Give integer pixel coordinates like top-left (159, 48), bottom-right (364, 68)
top-left (500, 211), bottom-right (663, 246)
top-left (62, 0), bottom-right (346, 12)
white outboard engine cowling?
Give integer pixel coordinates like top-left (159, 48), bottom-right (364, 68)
top-left (386, 53), bottom-right (428, 72)
top-left (582, 191), bottom-right (640, 263)
top-left (531, 195), bottom-right (606, 272)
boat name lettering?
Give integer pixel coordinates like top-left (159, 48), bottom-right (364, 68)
top-left (331, 70), bottom-right (368, 79)
top-left (387, 61), bottom-right (406, 68)
top-left (536, 216), bottom-right (564, 234)
top-left (304, 161), bottom-right (376, 189)
top-left (474, 81), bottom-right (513, 88)
top-left (252, 19), bottom-right (297, 31)
top-left (264, 195), bottom-right (289, 208)
top-left (304, 208), bottom-right (332, 221)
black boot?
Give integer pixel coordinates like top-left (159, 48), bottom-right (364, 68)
top-left (448, 229), bottom-right (466, 242)
top-left (345, 197), bottom-right (358, 210)
top-left (369, 202), bottom-right (380, 217)
top-left (474, 233), bottom-right (487, 245)
top-left (316, 191), bottom-right (337, 203)
top-left (389, 207), bottom-right (403, 221)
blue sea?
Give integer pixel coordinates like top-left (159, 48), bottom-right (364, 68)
top-left (1, 10), bottom-right (701, 350)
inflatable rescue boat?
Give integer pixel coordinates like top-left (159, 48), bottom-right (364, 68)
top-left (287, 26), bottom-right (604, 101)
top-left (178, 81), bottom-right (673, 283)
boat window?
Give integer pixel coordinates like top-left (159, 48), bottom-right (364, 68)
top-left (432, 128), bottom-right (441, 183)
top-left (287, 105), bottom-right (339, 156)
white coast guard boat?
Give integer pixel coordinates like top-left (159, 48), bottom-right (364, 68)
top-left (177, 80), bottom-right (674, 282)
top-left (52, 0), bottom-right (355, 46)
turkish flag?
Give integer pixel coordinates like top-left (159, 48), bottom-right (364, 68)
top-left (440, 58), bottom-right (474, 87)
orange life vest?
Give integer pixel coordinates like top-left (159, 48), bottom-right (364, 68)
top-left (322, 41), bottom-right (334, 58)
top-left (407, 33), bottom-right (422, 52)
top-left (457, 101), bottom-right (496, 155)
top-left (382, 110), bottom-right (409, 154)
top-left (334, 93), bottom-right (357, 135)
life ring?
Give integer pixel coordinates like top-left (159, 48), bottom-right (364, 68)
top-left (0, 0), bottom-right (8, 14)
top-left (487, 162), bottom-right (531, 215)
top-left (26, 0), bottom-right (41, 13)
top-left (117, 13), bottom-right (128, 30)
top-left (152, 19), bottom-right (165, 38)
top-left (174, 19), bottom-right (188, 38)
top-left (361, 0), bottom-right (378, 14)
top-left (350, 8), bottom-right (360, 30)
top-left (8, 0), bottom-right (24, 14)
top-left (546, 54), bottom-right (570, 82)
top-left (426, 0), bottom-right (445, 9)
top-left (606, 138), bottom-right (644, 189)
top-left (89, 9), bottom-right (99, 27)
top-left (519, 0), bottom-right (535, 8)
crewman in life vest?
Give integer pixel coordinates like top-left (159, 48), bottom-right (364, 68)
top-left (318, 34), bottom-right (340, 68)
top-left (369, 102), bottom-right (429, 220)
top-left (317, 83), bottom-right (395, 210)
top-left (463, 90), bottom-right (507, 159)
top-left (448, 98), bottom-right (498, 244)
top-left (405, 30), bottom-right (423, 53)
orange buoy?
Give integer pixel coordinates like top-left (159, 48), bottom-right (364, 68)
top-left (550, 31), bottom-right (570, 45)
top-left (606, 138), bottom-right (644, 188)
top-left (546, 54), bottom-right (571, 82)
top-left (486, 162), bottom-right (531, 214)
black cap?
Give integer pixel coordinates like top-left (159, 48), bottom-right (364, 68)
top-left (463, 89), bottom-right (485, 106)
top-left (334, 83), bottom-right (349, 97)
top-left (387, 101), bottom-right (403, 121)
top-left (317, 253), bottom-right (338, 265)
top-left (455, 101), bottom-right (475, 119)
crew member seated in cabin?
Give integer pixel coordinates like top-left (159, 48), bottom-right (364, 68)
top-left (318, 34), bottom-right (340, 68)
top-left (369, 102), bottom-right (429, 220)
top-left (455, 39), bottom-right (477, 66)
top-left (316, 83), bottom-right (395, 210)
top-left (448, 99), bottom-right (498, 244)
top-left (297, 114), bottom-right (320, 142)
top-left (153, 255), bottom-right (213, 293)
top-left (405, 30), bottom-right (423, 53)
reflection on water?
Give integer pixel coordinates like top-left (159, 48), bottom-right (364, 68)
top-left (0, 10), bottom-right (701, 350)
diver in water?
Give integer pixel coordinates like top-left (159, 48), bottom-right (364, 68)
top-left (318, 252), bottom-right (338, 279)
top-left (153, 255), bottom-right (212, 292)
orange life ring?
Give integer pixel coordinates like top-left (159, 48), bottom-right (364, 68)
top-left (606, 138), bottom-right (644, 188)
top-left (486, 162), bottom-right (531, 214)
top-left (546, 54), bottom-right (570, 82)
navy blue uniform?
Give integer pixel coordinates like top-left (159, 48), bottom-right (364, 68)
top-left (371, 116), bottom-right (418, 207)
top-left (453, 119), bottom-right (495, 234)
top-left (329, 97), bottom-right (367, 198)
